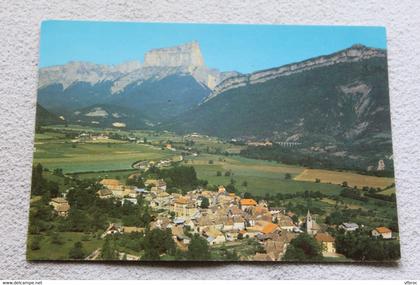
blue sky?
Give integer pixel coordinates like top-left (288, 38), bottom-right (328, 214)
top-left (40, 20), bottom-right (386, 73)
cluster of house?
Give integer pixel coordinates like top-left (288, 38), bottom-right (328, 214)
top-left (97, 181), bottom-right (303, 260)
top-left (71, 133), bottom-right (109, 143)
top-left (47, 174), bottom-right (395, 261)
top-left (132, 156), bottom-right (183, 171)
top-left (49, 197), bottom-right (71, 217)
top-left (165, 144), bottom-right (176, 151)
top-left (246, 141), bottom-right (273, 147)
top-left (304, 210), bottom-right (338, 257)
top-left (304, 211), bottom-right (394, 257)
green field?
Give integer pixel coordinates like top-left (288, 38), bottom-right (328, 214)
top-left (379, 187), bottom-right (396, 196)
top-left (75, 169), bottom-right (138, 181)
top-left (27, 232), bottom-right (103, 260)
top-left (34, 127), bottom-right (390, 199)
top-left (34, 139), bottom-right (175, 173)
top-left (185, 154), bottom-right (342, 196)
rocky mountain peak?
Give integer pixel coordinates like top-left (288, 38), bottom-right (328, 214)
top-left (38, 41), bottom-right (236, 92)
top-left (143, 41), bottom-right (205, 67)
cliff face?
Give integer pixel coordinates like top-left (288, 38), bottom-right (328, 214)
top-left (206, 45), bottom-right (386, 101)
top-left (39, 41), bottom-right (235, 93)
top-left (144, 41), bottom-right (205, 67)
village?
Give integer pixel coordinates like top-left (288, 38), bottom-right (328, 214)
top-left (47, 173), bottom-right (396, 261)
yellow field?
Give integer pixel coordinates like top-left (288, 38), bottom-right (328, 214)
top-left (294, 168), bottom-right (394, 189)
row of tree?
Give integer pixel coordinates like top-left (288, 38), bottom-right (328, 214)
top-left (334, 229), bottom-right (400, 261)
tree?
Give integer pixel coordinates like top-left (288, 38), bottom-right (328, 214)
top-left (226, 183), bottom-right (237, 194)
top-left (169, 211), bottom-right (176, 220)
top-left (243, 192), bottom-right (253, 199)
top-left (200, 197), bottom-right (209, 209)
top-left (208, 160), bottom-right (214, 164)
top-left (216, 171), bottom-right (222, 177)
top-left (158, 166), bottom-right (199, 189)
top-left (284, 173), bottom-right (292, 180)
top-left (69, 241), bottom-right (86, 259)
top-left (50, 232), bottom-right (64, 245)
top-left (283, 234), bottom-right (322, 261)
top-left (30, 237), bottom-right (41, 250)
top-left (101, 237), bottom-right (119, 260)
top-left (46, 180), bottom-right (60, 198)
top-left (141, 247), bottom-right (160, 261)
top-left (242, 181), bottom-right (248, 187)
top-left (219, 245), bottom-right (239, 261)
top-left (187, 234), bottom-right (211, 260)
top-left (31, 163), bottom-right (45, 196)
top-left (342, 181), bottom-right (348, 187)
top-left (335, 230), bottom-right (401, 261)
top-left (141, 228), bottom-right (176, 260)
top-left (53, 168), bottom-right (64, 177)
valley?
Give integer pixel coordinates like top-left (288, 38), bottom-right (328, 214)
top-left (28, 40), bottom-right (399, 262)
top-left (28, 124), bottom-right (398, 261)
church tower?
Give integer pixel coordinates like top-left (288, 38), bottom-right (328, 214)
top-left (306, 210), bottom-right (313, 234)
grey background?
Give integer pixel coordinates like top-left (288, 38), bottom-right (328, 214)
top-left (1, 0), bottom-right (419, 280)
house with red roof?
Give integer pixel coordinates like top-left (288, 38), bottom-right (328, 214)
top-left (372, 227), bottom-right (392, 239)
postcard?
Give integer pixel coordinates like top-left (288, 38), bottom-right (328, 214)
top-left (28, 20), bottom-right (399, 262)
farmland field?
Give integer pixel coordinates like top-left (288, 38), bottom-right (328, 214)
top-left (294, 168), bottom-right (394, 189)
top-left (33, 128), bottom-right (393, 197)
top-left (185, 154), bottom-right (343, 196)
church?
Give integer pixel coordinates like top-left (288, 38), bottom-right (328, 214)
top-left (305, 210), bottom-right (321, 235)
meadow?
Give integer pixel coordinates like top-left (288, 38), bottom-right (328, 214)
top-left (34, 136), bottom-right (175, 173)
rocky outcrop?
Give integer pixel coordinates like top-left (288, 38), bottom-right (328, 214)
top-left (206, 45), bottom-right (386, 101)
top-left (144, 41), bottom-right (204, 67)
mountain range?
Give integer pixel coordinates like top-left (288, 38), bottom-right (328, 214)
top-left (169, 45), bottom-right (390, 141)
top-left (36, 42), bottom-right (393, 170)
top-left (38, 41), bottom-right (238, 123)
